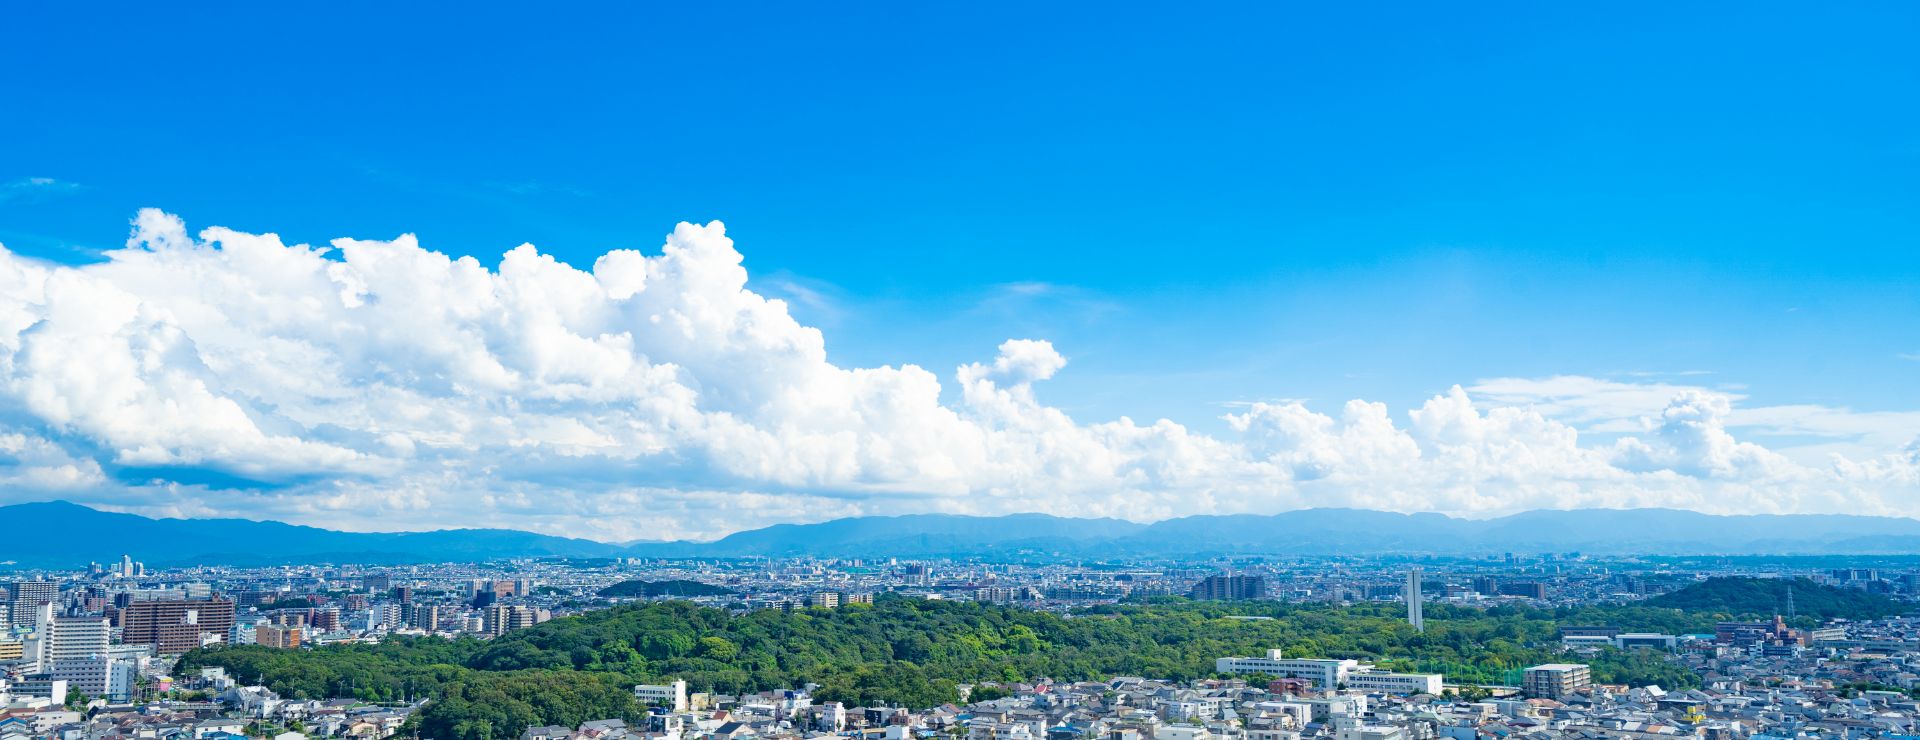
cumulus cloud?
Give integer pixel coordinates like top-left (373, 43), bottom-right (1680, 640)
top-left (0, 210), bottom-right (1913, 539)
top-left (1611, 391), bottom-right (1795, 479)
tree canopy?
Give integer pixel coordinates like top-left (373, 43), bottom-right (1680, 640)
top-left (181, 597), bottom-right (1725, 740)
top-left (1648, 577), bottom-right (1908, 623)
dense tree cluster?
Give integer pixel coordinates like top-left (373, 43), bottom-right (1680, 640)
top-left (421, 671), bottom-right (645, 739)
top-left (181, 597), bottom-right (1749, 740)
top-left (177, 636), bottom-right (482, 703)
top-left (1647, 577), bottom-right (1908, 623)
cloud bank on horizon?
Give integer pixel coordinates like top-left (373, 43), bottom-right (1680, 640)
top-left (0, 210), bottom-right (1913, 541)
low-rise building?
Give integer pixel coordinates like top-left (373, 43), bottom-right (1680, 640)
top-left (1522, 663), bottom-right (1590, 699)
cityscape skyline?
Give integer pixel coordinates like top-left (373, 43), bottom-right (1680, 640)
top-left (5, 538), bottom-right (1915, 736)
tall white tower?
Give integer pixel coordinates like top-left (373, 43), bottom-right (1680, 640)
top-left (1406, 567), bottom-right (1424, 632)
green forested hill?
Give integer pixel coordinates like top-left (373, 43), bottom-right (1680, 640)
top-left (181, 598), bottom-right (1715, 739)
top-left (1647, 577), bottom-right (1909, 622)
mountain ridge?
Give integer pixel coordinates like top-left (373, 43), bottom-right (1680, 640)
top-left (6, 500), bottom-right (1920, 567)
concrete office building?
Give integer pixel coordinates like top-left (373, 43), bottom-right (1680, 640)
top-left (1344, 670), bottom-right (1445, 695)
top-left (1613, 633), bottom-right (1679, 651)
top-left (1216, 654), bottom-right (1357, 687)
top-left (634, 678), bottom-right (689, 711)
top-left (1217, 651), bottom-right (1443, 694)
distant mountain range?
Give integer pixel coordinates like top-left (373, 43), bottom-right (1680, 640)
top-left (6, 500), bottom-right (1920, 568)
top-left (1, 501), bottom-right (623, 568)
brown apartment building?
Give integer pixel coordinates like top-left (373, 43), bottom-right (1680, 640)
top-left (119, 599), bottom-right (235, 654)
top-left (256, 624), bottom-right (302, 649)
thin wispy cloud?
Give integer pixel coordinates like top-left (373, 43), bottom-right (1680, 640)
top-left (1469, 375), bottom-right (1919, 457)
top-left (756, 272), bottom-right (846, 325)
top-left (971, 281), bottom-right (1122, 323)
top-left (0, 177), bottom-right (82, 203)
top-left (997, 281), bottom-right (1061, 297)
top-left (1618, 369), bottom-right (1717, 378)
top-left (1215, 398), bottom-right (1312, 409)
top-left (484, 180), bottom-right (594, 197)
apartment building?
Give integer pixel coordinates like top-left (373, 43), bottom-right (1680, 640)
top-left (119, 599), bottom-right (236, 654)
top-left (1523, 663), bottom-right (1591, 699)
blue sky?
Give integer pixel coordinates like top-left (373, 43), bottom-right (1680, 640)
top-left (0, 4), bottom-right (1915, 535)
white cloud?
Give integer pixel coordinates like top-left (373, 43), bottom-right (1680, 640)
top-left (1610, 390), bottom-right (1796, 479)
top-left (0, 210), bottom-right (1913, 539)
top-left (961, 339), bottom-right (1068, 387)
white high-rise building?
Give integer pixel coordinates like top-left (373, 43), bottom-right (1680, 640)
top-left (50, 616), bottom-right (110, 662)
top-left (1405, 568), bottom-right (1423, 633)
